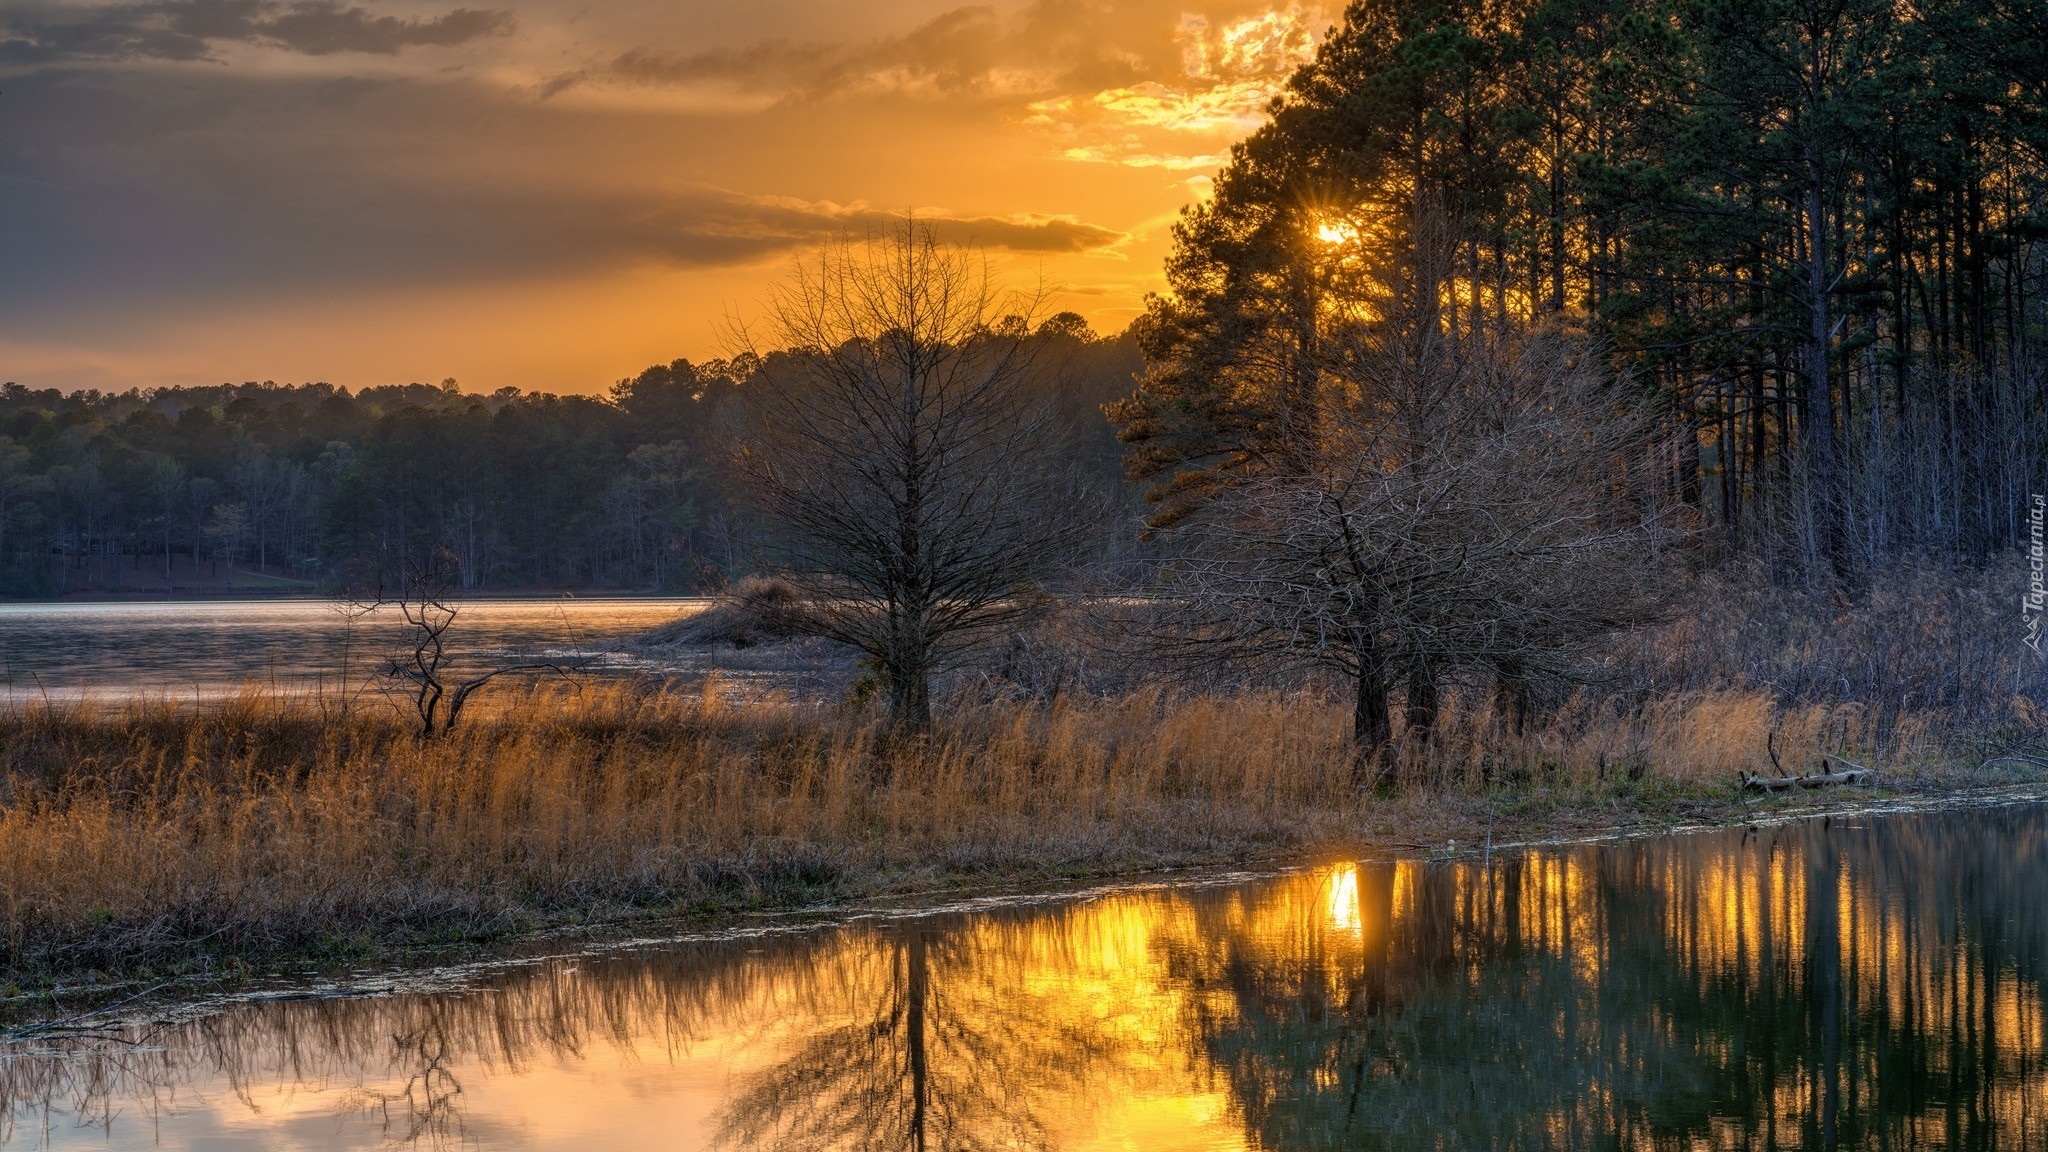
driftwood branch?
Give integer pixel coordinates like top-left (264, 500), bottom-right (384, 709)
top-left (376, 548), bottom-right (590, 737)
top-left (444, 661), bottom-right (582, 730)
top-left (1741, 762), bottom-right (1878, 792)
top-left (3, 981), bottom-right (170, 1042)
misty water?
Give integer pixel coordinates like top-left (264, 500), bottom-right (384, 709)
top-left (5, 802), bottom-right (2047, 1150)
top-left (0, 599), bottom-right (706, 703)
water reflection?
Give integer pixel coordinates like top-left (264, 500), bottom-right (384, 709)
top-left (0, 599), bottom-right (701, 702)
top-left (1171, 809), bottom-right (2048, 1149)
top-left (6, 804), bottom-right (2045, 1149)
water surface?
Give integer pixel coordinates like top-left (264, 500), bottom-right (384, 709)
top-left (6, 802), bottom-right (2046, 1149)
top-left (0, 599), bottom-right (703, 702)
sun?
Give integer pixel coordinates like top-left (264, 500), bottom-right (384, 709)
top-left (1315, 220), bottom-right (1357, 245)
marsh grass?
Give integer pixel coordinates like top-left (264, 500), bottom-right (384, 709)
top-left (0, 657), bottom-right (2021, 983)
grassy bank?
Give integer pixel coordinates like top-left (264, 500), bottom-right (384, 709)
top-left (3, 677), bottom-right (2038, 987)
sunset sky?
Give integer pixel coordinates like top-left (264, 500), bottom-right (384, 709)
top-left (1, 0), bottom-right (1328, 394)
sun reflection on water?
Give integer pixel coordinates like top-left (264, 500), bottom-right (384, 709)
top-left (6, 808), bottom-right (2048, 1149)
top-left (1325, 863), bottom-right (1362, 936)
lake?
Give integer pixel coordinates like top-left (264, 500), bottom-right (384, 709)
top-left (5, 801), bottom-right (2046, 1149)
top-left (0, 599), bottom-right (706, 703)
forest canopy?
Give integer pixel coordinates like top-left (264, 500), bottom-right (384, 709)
top-left (1114, 0), bottom-right (2048, 579)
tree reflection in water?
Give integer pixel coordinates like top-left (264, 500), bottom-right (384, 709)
top-left (708, 916), bottom-right (1127, 1151)
top-left (333, 1015), bottom-right (469, 1148)
top-left (3, 805), bottom-right (2046, 1150)
top-left (1164, 807), bottom-right (2048, 1149)
top-left (0, 898), bottom-right (1197, 1149)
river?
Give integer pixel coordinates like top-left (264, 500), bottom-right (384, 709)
top-left (0, 598), bottom-right (705, 702)
top-left (4, 801), bottom-right (2045, 1149)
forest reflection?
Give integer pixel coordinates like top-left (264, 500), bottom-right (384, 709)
top-left (6, 805), bottom-right (2045, 1150)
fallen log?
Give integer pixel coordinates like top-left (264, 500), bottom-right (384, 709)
top-left (1741, 766), bottom-right (1878, 792)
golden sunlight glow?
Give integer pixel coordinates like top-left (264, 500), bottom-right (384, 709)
top-left (1316, 221), bottom-right (1358, 245)
top-left (11, 0), bottom-right (1335, 392)
top-left (1327, 863), bottom-right (1364, 935)
top-left (28, 833), bottom-right (2048, 1150)
top-left (1180, 7), bottom-right (1326, 81)
top-left (1026, 6), bottom-right (1325, 163)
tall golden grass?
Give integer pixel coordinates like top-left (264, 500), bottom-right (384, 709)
top-left (0, 673), bottom-right (1964, 978)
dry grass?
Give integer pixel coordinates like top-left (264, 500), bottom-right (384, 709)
top-left (0, 667), bottom-right (2020, 982)
top-left (1621, 559), bottom-right (2041, 737)
top-left (0, 682), bottom-right (1347, 978)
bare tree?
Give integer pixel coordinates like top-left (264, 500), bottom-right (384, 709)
top-left (734, 220), bottom-right (1098, 731)
top-left (382, 548), bottom-right (578, 739)
top-left (1160, 241), bottom-right (1684, 784)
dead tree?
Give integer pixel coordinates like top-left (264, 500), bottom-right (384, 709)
top-left (383, 549), bottom-right (577, 738)
top-left (734, 219), bottom-right (1098, 732)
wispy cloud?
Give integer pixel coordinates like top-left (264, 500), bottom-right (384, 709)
top-left (642, 190), bottom-right (1128, 263)
top-left (545, 1), bottom-right (1324, 182)
top-left (1061, 144), bottom-right (1221, 169)
top-left (0, 60), bottom-right (1126, 313)
top-left (547, 1), bottom-right (1151, 105)
top-left (0, 0), bottom-right (511, 65)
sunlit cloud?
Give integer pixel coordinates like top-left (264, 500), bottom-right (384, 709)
top-left (1179, 7), bottom-right (1323, 81)
top-left (1061, 144), bottom-right (1221, 170)
top-left (1029, 5), bottom-right (1324, 163)
top-left (0, 0), bottom-right (1317, 391)
top-left (552, 5), bottom-right (1091, 105)
top-left (703, 194), bottom-right (1127, 256)
top-left (1040, 78), bottom-right (1280, 134)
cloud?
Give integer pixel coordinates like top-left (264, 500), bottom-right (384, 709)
top-left (1036, 78), bottom-right (1284, 134)
top-left (252, 2), bottom-right (511, 55)
top-left (622, 190), bottom-right (1130, 265)
top-left (555, 1), bottom-right (1159, 105)
top-left (0, 0), bottom-right (511, 64)
top-left (1061, 144), bottom-right (1221, 169)
top-left (0, 65), bottom-right (1125, 320)
top-left (1028, 7), bottom-right (1323, 138)
top-left (576, 2), bottom-right (1322, 112)
top-left (1178, 8), bottom-right (1322, 82)
top-left (0, 0), bottom-right (1286, 383)
top-left (605, 41), bottom-right (838, 89)
top-left (551, 0), bottom-right (1324, 182)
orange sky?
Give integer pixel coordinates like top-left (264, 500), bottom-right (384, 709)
top-left (0, 0), bottom-right (1329, 394)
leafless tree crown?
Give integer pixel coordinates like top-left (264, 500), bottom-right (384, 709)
top-left (735, 220), bottom-right (1097, 730)
top-left (1159, 217), bottom-right (1686, 777)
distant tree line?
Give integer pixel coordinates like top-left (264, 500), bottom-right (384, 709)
top-left (0, 316), bottom-right (1137, 597)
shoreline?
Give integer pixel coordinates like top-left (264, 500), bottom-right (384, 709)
top-left (9, 770), bottom-right (2044, 1029)
top-left (0, 591), bottom-right (713, 606)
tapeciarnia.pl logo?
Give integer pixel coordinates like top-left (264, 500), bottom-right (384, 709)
top-left (2027, 493), bottom-right (2045, 656)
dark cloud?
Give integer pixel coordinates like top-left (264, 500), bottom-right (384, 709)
top-left (0, 0), bottom-right (511, 65)
top-left (650, 194), bottom-right (1126, 260)
top-left (0, 67), bottom-right (1123, 322)
top-left (606, 41), bottom-right (839, 88)
top-left (258, 2), bottom-right (511, 55)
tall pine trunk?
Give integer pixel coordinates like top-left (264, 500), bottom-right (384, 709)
top-left (1803, 129), bottom-right (1849, 581)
